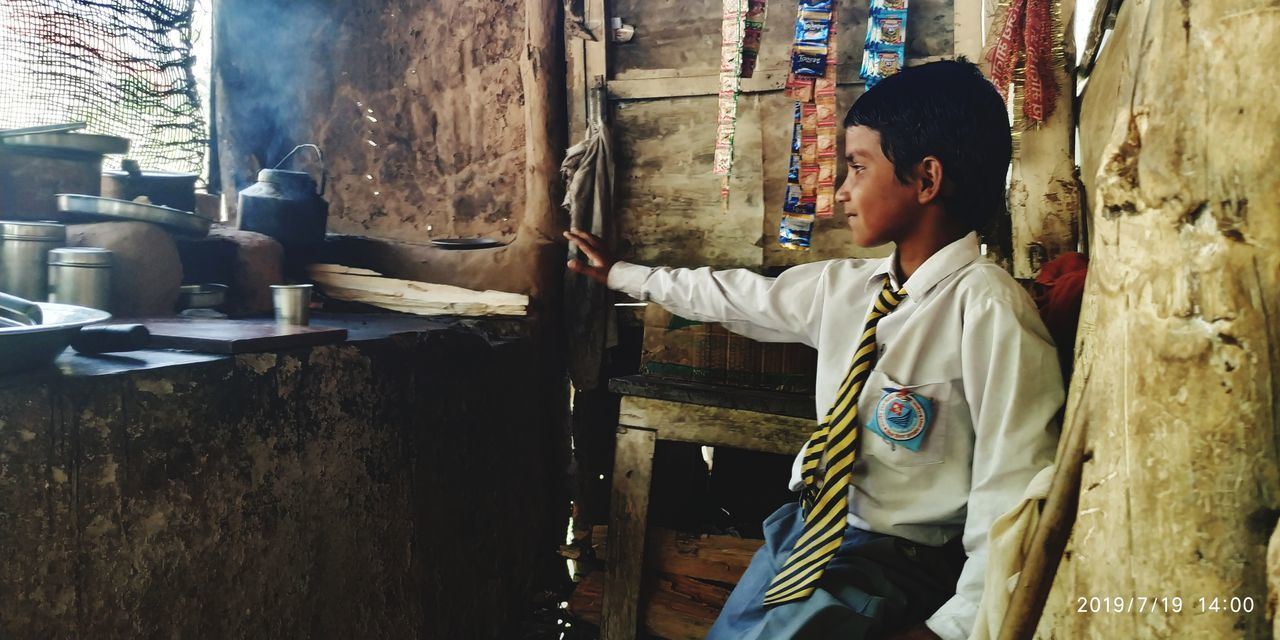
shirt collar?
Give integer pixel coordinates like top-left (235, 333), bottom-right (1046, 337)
top-left (871, 232), bottom-right (982, 297)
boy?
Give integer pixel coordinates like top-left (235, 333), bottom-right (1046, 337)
top-left (565, 60), bottom-right (1063, 640)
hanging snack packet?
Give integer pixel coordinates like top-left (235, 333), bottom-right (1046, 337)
top-left (792, 45), bottom-right (830, 77)
top-left (741, 0), bottom-right (768, 78)
top-left (780, 214), bottom-right (815, 250)
top-left (873, 10), bottom-right (908, 46)
top-left (713, 0), bottom-right (747, 180)
top-left (860, 1), bottom-right (908, 88)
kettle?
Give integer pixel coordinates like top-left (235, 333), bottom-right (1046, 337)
top-left (238, 144), bottom-right (328, 247)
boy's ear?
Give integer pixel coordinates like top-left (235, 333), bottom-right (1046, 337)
top-left (916, 156), bottom-right (945, 205)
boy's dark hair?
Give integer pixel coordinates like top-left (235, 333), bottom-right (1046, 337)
top-left (843, 58), bottom-right (1012, 233)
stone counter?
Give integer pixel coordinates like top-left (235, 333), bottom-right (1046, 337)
top-left (0, 315), bottom-right (565, 638)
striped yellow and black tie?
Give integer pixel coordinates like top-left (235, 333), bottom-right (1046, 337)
top-left (762, 279), bottom-right (908, 606)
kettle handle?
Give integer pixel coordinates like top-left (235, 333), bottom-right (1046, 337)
top-left (273, 144), bottom-right (326, 196)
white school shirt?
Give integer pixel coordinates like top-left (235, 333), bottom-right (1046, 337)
top-left (607, 232), bottom-right (1064, 640)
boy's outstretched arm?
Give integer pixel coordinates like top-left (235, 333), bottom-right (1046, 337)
top-left (563, 229), bottom-right (827, 346)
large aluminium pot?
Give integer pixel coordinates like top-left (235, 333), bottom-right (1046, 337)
top-left (101, 161), bottom-right (198, 213)
top-left (0, 133), bottom-right (130, 219)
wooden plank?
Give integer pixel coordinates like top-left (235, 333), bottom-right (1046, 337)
top-left (612, 95), bottom-right (765, 268)
top-left (602, 425), bottom-right (657, 640)
top-left (571, 570), bottom-right (724, 640)
top-left (591, 525), bottom-right (762, 585)
top-left (610, 0), bottom-right (952, 78)
top-left (608, 374), bottom-right (815, 419)
top-left (608, 57), bottom-right (952, 101)
top-left (618, 396), bottom-right (813, 455)
top-left (567, 24), bottom-right (590, 143)
top-left (309, 264), bottom-right (530, 317)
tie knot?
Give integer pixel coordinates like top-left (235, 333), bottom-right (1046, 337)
top-left (878, 280), bottom-right (908, 312)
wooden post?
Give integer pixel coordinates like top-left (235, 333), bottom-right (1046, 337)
top-left (519, 0), bottom-right (568, 266)
top-left (603, 425), bottom-right (657, 640)
top-left (1006, 0), bottom-right (1080, 279)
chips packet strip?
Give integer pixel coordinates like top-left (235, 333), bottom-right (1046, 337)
top-left (814, 22), bottom-right (839, 216)
top-left (860, 1), bottom-right (908, 88)
top-left (780, 0), bottom-right (837, 250)
top-left (714, 0), bottom-right (746, 176)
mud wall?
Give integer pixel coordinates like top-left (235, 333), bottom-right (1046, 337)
top-left (0, 323), bottom-right (560, 639)
top-left (214, 0), bottom-right (528, 243)
top-left (212, 0), bottom-right (569, 306)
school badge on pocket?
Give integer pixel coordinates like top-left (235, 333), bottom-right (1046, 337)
top-left (868, 387), bottom-right (934, 451)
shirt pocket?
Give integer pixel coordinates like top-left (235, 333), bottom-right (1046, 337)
top-left (858, 369), bottom-right (953, 467)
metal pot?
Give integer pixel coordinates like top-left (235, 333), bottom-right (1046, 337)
top-left (0, 131), bottom-right (129, 219)
top-left (102, 160), bottom-right (197, 212)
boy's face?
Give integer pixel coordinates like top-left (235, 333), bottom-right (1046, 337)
top-left (837, 126), bottom-right (922, 248)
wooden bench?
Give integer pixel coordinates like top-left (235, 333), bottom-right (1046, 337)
top-left (601, 375), bottom-right (817, 640)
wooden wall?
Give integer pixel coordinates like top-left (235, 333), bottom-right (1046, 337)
top-left (1036, 0), bottom-right (1280, 637)
top-left (572, 0), bottom-right (959, 271)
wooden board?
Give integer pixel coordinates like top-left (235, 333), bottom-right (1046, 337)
top-left (571, 570), bottom-right (725, 640)
top-left (602, 0), bottom-right (954, 271)
top-left (135, 318), bottom-right (348, 354)
top-left (610, 0), bottom-right (952, 78)
top-left (591, 525), bottom-right (762, 586)
top-left (612, 95), bottom-right (765, 268)
top-left (609, 375), bottom-right (815, 419)
top-left (618, 395), bottom-right (813, 456)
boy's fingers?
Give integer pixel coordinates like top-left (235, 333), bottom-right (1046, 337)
top-left (570, 229), bottom-right (604, 253)
top-left (575, 240), bottom-right (604, 265)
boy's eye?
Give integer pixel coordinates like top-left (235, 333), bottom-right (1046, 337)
top-left (848, 163), bottom-right (864, 173)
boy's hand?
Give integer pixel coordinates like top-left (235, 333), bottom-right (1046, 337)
top-left (564, 229), bottom-right (616, 285)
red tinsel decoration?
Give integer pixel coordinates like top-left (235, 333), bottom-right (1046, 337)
top-left (988, 0), bottom-right (1060, 124)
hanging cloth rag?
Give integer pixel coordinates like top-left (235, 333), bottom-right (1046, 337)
top-left (987, 0), bottom-right (1062, 124)
top-left (561, 106), bottom-right (618, 391)
top-left (970, 464), bottom-right (1055, 640)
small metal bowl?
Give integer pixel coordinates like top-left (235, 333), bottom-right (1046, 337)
top-left (176, 283), bottom-right (228, 310)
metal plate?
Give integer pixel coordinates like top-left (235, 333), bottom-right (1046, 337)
top-left (430, 238), bottom-right (505, 250)
top-left (56, 194), bottom-right (212, 237)
top-left (1, 132), bottom-right (130, 155)
top-left (0, 303), bottom-right (112, 376)
top-left (0, 303), bottom-right (111, 336)
top-left (0, 122), bottom-right (87, 138)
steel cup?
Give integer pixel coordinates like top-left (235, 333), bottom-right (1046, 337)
top-left (271, 284), bottom-right (312, 326)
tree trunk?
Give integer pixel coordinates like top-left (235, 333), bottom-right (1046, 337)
top-left (1038, 1), bottom-right (1280, 637)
